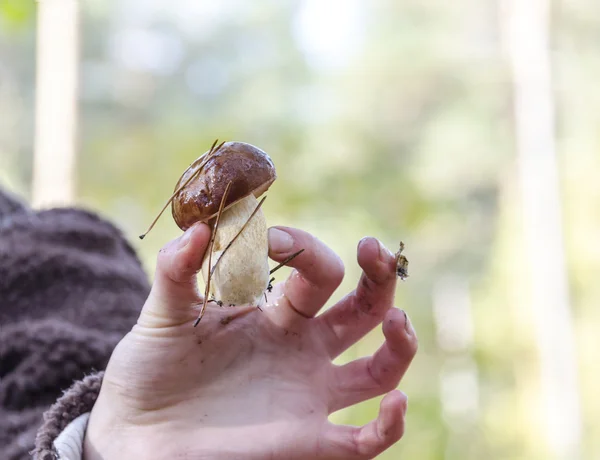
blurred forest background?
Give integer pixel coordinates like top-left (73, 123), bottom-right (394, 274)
top-left (1, 1), bottom-right (599, 459)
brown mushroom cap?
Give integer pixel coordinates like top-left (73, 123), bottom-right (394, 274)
top-left (171, 141), bottom-right (276, 231)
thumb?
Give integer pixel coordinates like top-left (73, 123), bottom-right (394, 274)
top-left (139, 222), bottom-right (211, 326)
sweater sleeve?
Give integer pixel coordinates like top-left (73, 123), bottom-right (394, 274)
top-left (32, 372), bottom-right (104, 460)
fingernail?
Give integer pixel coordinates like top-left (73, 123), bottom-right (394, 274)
top-left (358, 237), bottom-right (369, 250)
top-left (176, 225), bottom-right (195, 250)
top-left (269, 228), bottom-right (294, 254)
top-left (402, 310), bottom-right (414, 336)
top-left (378, 239), bottom-right (393, 262)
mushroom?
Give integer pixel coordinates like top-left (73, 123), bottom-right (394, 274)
top-left (171, 141), bottom-right (276, 308)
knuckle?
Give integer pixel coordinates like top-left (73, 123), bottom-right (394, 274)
top-left (379, 378), bottom-right (397, 394)
top-left (367, 361), bottom-right (395, 392)
top-left (393, 423), bottom-right (405, 443)
top-left (353, 289), bottom-right (382, 317)
top-left (156, 244), bottom-right (171, 265)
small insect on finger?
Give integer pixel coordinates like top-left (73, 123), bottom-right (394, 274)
top-left (395, 242), bottom-right (409, 280)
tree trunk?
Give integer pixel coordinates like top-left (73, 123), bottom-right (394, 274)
top-left (32, 0), bottom-right (80, 208)
top-left (501, 0), bottom-right (581, 458)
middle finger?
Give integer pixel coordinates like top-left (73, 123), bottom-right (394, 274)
top-left (317, 237), bottom-right (398, 359)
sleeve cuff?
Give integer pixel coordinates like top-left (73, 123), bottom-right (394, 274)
top-left (53, 413), bottom-right (90, 460)
top-left (32, 372), bottom-right (104, 460)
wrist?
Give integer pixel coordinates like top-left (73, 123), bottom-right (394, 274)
top-left (82, 398), bottom-right (135, 460)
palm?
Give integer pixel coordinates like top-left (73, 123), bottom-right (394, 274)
top-left (86, 225), bottom-right (417, 460)
top-left (108, 296), bottom-right (330, 411)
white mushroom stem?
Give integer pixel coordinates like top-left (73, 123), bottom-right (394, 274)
top-left (201, 194), bottom-right (270, 306)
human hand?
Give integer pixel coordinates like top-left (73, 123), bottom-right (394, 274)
top-left (83, 224), bottom-right (418, 460)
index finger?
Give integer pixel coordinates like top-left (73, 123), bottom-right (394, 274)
top-left (266, 226), bottom-right (345, 326)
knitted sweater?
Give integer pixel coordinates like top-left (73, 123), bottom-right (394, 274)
top-left (0, 187), bottom-right (150, 459)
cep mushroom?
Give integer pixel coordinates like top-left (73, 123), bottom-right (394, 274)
top-left (171, 141), bottom-right (276, 308)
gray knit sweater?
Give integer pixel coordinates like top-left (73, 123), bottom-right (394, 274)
top-left (0, 187), bottom-right (150, 459)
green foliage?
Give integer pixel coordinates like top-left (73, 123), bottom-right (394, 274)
top-left (0, 0), bottom-right (35, 29)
